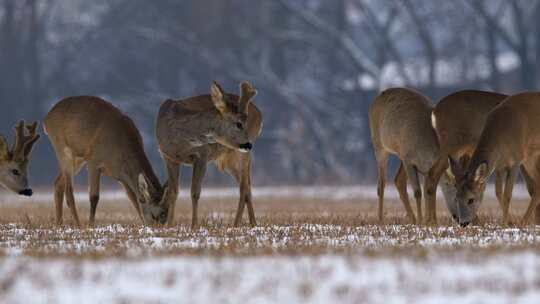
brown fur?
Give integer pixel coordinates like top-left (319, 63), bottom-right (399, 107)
top-left (44, 96), bottom-right (166, 226)
top-left (369, 88), bottom-right (442, 224)
top-left (455, 92), bottom-right (540, 225)
top-left (424, 90), bottom-right (529, 225)
top-left (0, 121), bottom-right (40, 194)
top-left (156, 81), bottom-right (263, 228)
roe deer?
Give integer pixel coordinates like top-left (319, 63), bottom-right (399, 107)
top-left (0, 121), bottom-right (40, 195)
top-left (454, 92), bottom-right (540, 226)
top-left (369, 88), bottom-right (453, 224)
top-left (44, 96), bottom-right (168, 226)
top-left (424, 90), bottom-right (532, 225)
top-left (156, 81), bottom-right (262, 228)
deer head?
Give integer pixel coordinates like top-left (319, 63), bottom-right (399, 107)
top-left (0, 121), bottom-right (40, 196)
top-left (210, 80), bottom-right (257, 153)
top-left (453, 158), bottom-right (489, 227)
top-left (136, 173), bottom-right (169, 224)
top-left (441, 155), bottom-right (474, 223)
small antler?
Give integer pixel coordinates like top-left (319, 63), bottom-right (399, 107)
top-left (0, 135), bottom-right (9, 160)
top-left (12, 121), bottom-right (25, 160)
top-left (23, 121), bottom-right (40, 157)
top-left (12, 120), bottom-right (40, 163)
top-left (238, 81), bottom-right (257, 114)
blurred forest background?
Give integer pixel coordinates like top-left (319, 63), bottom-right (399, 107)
top-left (1, 0), bottom-right (540, 186)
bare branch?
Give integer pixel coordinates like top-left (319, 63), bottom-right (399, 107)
top-left (358, 3), bottom-right (412, 84)
top-left (277, 0), bottom-right (380, 78)
top-left (467, 0), bottom-right (520, 51)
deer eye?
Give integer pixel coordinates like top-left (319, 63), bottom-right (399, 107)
top-left (236, 122), bottom-right (243, 130)
top-left (11, 169), bottom-right (20, 176)
top-left (467, 199), bottom-right (474, 206)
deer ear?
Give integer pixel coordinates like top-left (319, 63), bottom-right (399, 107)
top-left (211, 81), bottom-right (228, 115)
top-left (0, 135), bottom-right (9, 160)
top-left (447, 156), bottom-right (463, 177)
top-left (138, 173), bottom-right (152, 203)
top-left (445, 166), bottom-right (455, 183)
top-left (473, 162), bottom-right (489, 184)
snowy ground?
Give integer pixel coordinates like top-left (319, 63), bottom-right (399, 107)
top-left (2, 252), bottom-right (540, 304)
top-left (0, 224), bottom-right (539, 256)
top-left (0, 186), bottom-right (539, 303)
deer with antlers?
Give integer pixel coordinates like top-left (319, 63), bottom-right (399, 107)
top-left (156, 81), bottom-right (262, 228)
top-left (0, 121), bottom-right (40, 196)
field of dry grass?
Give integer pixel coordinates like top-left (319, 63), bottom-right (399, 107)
top-left (0, 186), bottom-right (539, 303)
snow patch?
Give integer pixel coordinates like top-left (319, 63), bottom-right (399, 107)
top-left (1, 252), bottom-right (540, 304)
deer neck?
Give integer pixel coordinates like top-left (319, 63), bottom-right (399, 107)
top-left (122, 151), bottom-right (162, 202)
top-left (183, 111), bottom-right (220, 146)
top-left (468, 145), bottom-right (497, 178)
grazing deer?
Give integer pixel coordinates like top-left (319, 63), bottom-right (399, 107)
top-left (454, 92), bottom-right (540, 226)
top-left (369, 88), bottom-right (453, 224)
top-left (44, 96), bottom-right (168, 226)
top-left (0, 121), bottom-right (40, 196)
top-left (156, 81), bottom-right (262, 228)
top-left (423, 90), bottom-right (532, 224)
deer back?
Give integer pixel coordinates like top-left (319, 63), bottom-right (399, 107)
top-left (369, 88), bottom-right (438, 171)
top-left (469, 92), bottom-right (540, 172)
top-left (156, 94), bottom-right (262, 162)
top-left (45, 96), bottom-right (159, 187)
top-left (432, 90), bottom-right (507, 157)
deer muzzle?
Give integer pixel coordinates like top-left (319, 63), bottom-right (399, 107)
top-left (239, 142), bottom-right (253, 152)
top-left (459, 221), bottom-right (470, 228)
top-left (18, 188), bottom-right (33, 196)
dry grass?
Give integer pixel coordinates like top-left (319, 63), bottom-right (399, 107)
top-left (0, 191), bottom-right (538, 258)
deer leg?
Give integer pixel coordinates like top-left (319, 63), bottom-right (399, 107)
top-left (521, 190), bottom-right (540, 226)
top-left (521, 160), bottom-right (540, 225)
top-left (121, 182), bottom-right (144, 223)
top-left (375, 153), bottom-right (388, 223)
top-left (64, 172), bottom-right (81, 227)
top-left (54, 173), bottom-right (65, 225)
top-left (422, 174), bottom-right (439, 225)
top-left (494, 170), bottom-right (505, 209)
top-left (500, 166), bottom-right (518, 225)
top-left (520, 165), bottom-right (534, 197)
top-left (191, 157), bottom-right (207, 230)
top-left (88, 163), bottom-right (101, 226)
top-left (230, 154), bottom-right (255, 227)
top-left (164, 160), bottom-right (180, 226)
top-left (394, 161), bottom-right (416, 224)
top-left (244, 158), bottom-right (256, 227)
top-left (519, 165), bottom-right (538, 225)
top-left (425, 156), bottom-right (448, 225)
top-left (231, 162), bottom-right (246, 227)
top-left (536, 199), bottom-right (540, 225)
top-left (234, 191), bottom-right (246, 226)
top-left (405, 164), bottom-right (423, 224)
